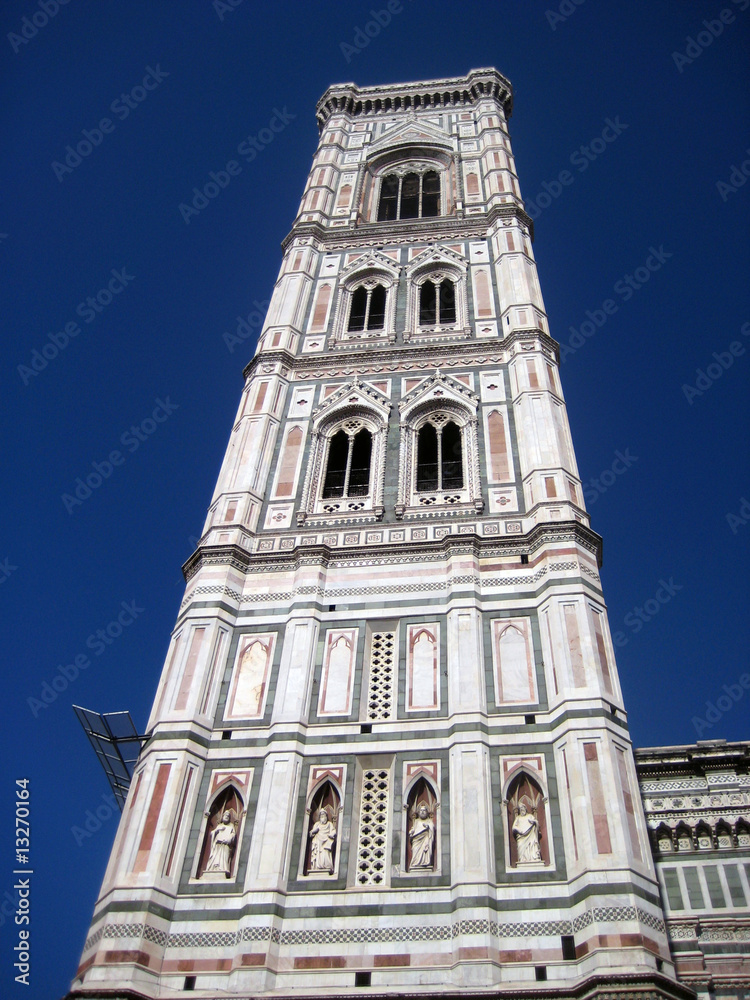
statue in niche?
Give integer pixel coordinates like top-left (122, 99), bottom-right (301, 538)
top-left (405, 776), bottom-right (437, 872)
top-left (308, 807), bottom-right (337, 873)
top-left (506, 772), bottom-right (549, 867)
top-left (197, 785), bottom-right (243, 879)
top-left (204, 810), bottom-right (237, 876)
top-left (408, 802), bottom-right (435, 871)
top-left (512, 803), bottom-right (542, 864)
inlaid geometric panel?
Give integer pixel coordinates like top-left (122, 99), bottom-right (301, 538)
top-left (318, 628), bottom-right (358, 716)
top-left (356, 768), bottom-right (390, 886)
top-left (491, 617), bottom-right (537, 705)
top-left (406, 623), bottom-right (439, 712)
top-left (225, 634), bottom-right (275, 720)
top-left (365, 631), bottom-right (396, 721)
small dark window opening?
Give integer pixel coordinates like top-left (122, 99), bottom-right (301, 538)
top-left (520, 554), bottom-right (529, 565)
top-left (355, 972), bottom-right (372, 987)
top-left (377, 170), bottom-right (441, 221)
top-left (360, 723), bottom-right (372, 734)
top-left (348, 284), bottom-right (386, 333)
top-left (416, 422), bottom-right (439, 491)
top-left (322, 430), bottom-right (348, 498)
top-left (368, 284), bottom-right (386, 329)
top-left (184, 976), bottom-right (196, 990)
top-left (561, 935), bottom-right (576, 961)
top-left (400, 172), bottom-right (420, 219)
top-left (422, 170), bottom-right (440, 216)
top-left (441, 420), bottom-right (463, 489)
top-left (416, 420), bottom-right (463, 492)
top-left (323, 428), bottom-right (373, 499)
top-left (348, 287), bottom-right (367, 331)
top-left (420, 280), bottom-right (437, 324)
top-left (221, 730), bottom-right (232, 740)
top-left (329, 604), bottom-right (336, 612)
top-left (525, 714), bottom-right (535, 725)
top-left (377, 174), bottom-right (399, 221)
top-left (535, 966), bottom-right (547, 981)
top-left (419, 279), bottom-right (457, 326)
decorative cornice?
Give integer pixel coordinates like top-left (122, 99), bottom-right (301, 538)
top-left (181, 520), bottom-right (602, 583)
top-left (315, 68), bottom-right (513, 132)
top-left (243, 328), bottom-right (559, 382)
top-left (281, 203), bottom-right (535, 253)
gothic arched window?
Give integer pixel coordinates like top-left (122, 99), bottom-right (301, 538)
top-left (419, 279), bottom-right (456, 326)
top-left (377, 170), bottom-right (441, 221)
top-left (322, 426), bottom-right (373, 499)
top-left (416, 418), bottom-right (463, 492)
top-left (348, 284), bottom-right (386, 332)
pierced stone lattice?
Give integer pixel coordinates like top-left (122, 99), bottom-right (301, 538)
top-left (356, 768), bottom-right (390, 886)
top-left (366, 632), bottom-right (396, 721)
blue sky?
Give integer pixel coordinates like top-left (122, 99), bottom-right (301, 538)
top-left (2, 1), bottom-right (748, 996)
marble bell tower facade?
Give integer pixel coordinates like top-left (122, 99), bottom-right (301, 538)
top-left (70, 70), bottom-right (694, 1000)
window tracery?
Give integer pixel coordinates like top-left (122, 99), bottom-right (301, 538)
top-left (396, 373), bottom-right (482, 517)
top-left (331, 252), bottom-right (399, 345)
top-left (377, 169), bottom-right (441, 221)
top-left (297, 382), bottom-right (391, 525)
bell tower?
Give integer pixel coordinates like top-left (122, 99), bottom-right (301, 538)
top-left (70, 70), bottom-right (693, 1000)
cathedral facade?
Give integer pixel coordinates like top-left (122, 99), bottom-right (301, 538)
top-left (69, 69), bottom-right (740, 998)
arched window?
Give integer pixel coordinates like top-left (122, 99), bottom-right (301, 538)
top-left (377, 170), bottom-right (441, 221)
top-left (419, 279), bottom-right (456, 325)
top-left (416, 419), bottom-right (463, 492)
top-left (322, 426), bottom-right (373, 499)
top-left (348, 284), bottom-right (386, 332)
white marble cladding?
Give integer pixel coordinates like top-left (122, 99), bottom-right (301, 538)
top-left (73, 70), bottom-right (682, 1000)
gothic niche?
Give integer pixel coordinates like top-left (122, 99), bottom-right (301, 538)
top-left (405, 777), bottom-right (437, 873)
top-left (198, 786), bottom-right (243, 879)
top-left (304, 781), bottom-right (341, 876)
top-left (506, 772), bottom-right (549, 868)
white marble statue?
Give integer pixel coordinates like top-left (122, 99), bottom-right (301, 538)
top-left (512, 803), bottom-right (542, 863)
top-left (204, 810), bottom-right (237, 876)
top-left (408, 802), bottom-right (435, 870)
top-left (308, 807), bottom-right (337, 873)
